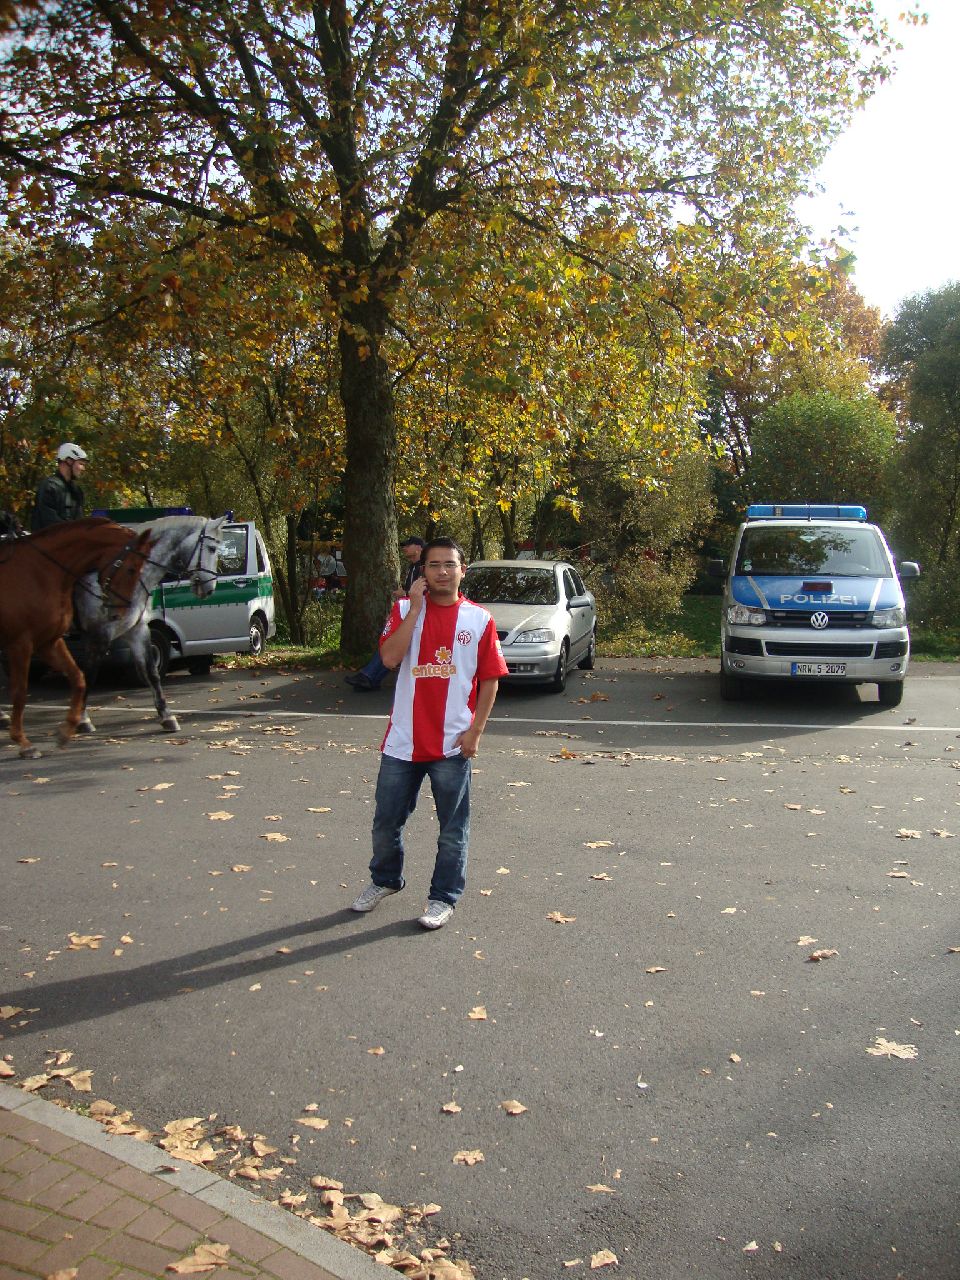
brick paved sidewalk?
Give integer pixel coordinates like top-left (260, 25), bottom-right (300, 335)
top-left (0, 1085), bottom-right (379, 1280)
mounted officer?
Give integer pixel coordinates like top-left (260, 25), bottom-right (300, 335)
top-left (31, 442), bottom-right (88, 530)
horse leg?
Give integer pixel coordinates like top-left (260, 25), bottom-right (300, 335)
top-left (35, 638), bottom-right (87, 749)
top-left (76, 637), bottom-right (109, 734)
top-left (72, 575), bottom-right (105, 734)
top-left (130, 625), bottom-right (179, 732)
top-left (3, 642), bottom-right (41, 758)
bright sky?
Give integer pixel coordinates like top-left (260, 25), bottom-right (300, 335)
top-left (799, 0), bottom-right (960, 319)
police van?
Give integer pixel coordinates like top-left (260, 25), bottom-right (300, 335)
top-left (711, 504), bottom-right (919, 706)
top-left (96, 508), bottom-right (276, 676)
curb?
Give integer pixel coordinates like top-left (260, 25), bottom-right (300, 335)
top-left (0, 1080), bottom-right (383, 1280)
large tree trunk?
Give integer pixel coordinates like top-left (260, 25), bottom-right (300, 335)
top-left (339, 312), bottom-right (400, 655)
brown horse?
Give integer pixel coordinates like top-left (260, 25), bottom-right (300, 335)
top-left (0, 517), bottom-right (153, 758)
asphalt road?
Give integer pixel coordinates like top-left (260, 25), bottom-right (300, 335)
top-left (3, 658), bottom-right (960, 1280)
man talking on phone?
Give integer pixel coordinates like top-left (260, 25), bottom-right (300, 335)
top-left (349, 537), bottom-right (507, 930)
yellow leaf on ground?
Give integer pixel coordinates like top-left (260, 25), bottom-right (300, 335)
top-left (67, 934), bottom-right (105, 950)
top-left (68, 1070), bottom-right (93, 1092)
top-left (21, 1074), bottom-right (50, 1091)
top-left (231, 865), bottom-right (253, 873)
top-left (453, 1149), bottom-right (485, 1166)
top-left (645, 966), bottom-right (667, 974)
top-left (260, 833), bottom-right (290, 842)
top-left (500, 1099), bottom-right (527, 1115)
top-left (547, 912), bottom-right (576, 924)
top-left (590, 1250), bottom-right (618, 1268)
top-left (586, 1184), bottom-right (617, 1194)
top-left (0, 1062), bottom-right (14, 1078)
top-left (467, 1006), bottom-right (487, 1020)
top-left (441, 1102), bottom-right (462, 1114)
top-left (205, 811), bottom-right (234, 820)
top-left (0, 1006), bottom-right (24, 1020)
top-left (297, 1116), bottom-right (330, 1129)
top-left (367, 1046), bottom-right (385, 1055)
top-left (166, 1241), bottom-right (230, 1272)
top-left (866, 1037), bottom-right (918, 1059)
top-left (583, 841), bottom-right (613, 848)
top-left (896, 829), bottom-right (922, 839)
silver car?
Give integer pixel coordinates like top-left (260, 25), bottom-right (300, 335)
top-left (462, 559), bottom-right (597, 692)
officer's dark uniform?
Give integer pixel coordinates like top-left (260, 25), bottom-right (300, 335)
top-left (31, 472), bottom-right (85, 530)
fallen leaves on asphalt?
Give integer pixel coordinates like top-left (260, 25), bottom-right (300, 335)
top-left (866, 1037), bottom-right (918, 1060)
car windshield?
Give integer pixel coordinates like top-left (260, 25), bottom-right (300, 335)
top-left (463, 566), bottom-right (559, 605)
top-left (736, 526), bottom-right (890, 577)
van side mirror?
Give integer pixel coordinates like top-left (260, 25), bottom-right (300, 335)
top-left (708, 559), bottom-right (726, 579)
top-left (897, 561), bottom-right (920, 580)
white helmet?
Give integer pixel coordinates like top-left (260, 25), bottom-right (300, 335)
top-left (57, 442), bottom-right (88, 462)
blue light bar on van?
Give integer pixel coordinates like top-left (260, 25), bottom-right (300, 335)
top-left (746, 504), bottom-right (867, 522)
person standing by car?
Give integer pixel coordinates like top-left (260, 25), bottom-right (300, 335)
top-left (31, 442), bottom-right (88, 530)
top-left (349, 537), bottom-right (508, 930)
top-left (345, 536), bottom-right (425, 690)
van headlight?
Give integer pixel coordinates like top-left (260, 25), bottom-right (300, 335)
top-left (872, 606), bottom-right (906, 628)
top-left (726, 604), bottom-right (766, 626)
top-left (514, 628), bottom-right (555, 644)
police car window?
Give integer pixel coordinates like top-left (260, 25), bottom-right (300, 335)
top-left (256, 537), bottom-right (266, 574)
top-left (563, 569), bottom-right (578, 600)
top-left (570, 569), bottom-right (586, 596)
top-left (737, 527), bottom-right (889, 577)
top-left (218, 528), bottom-right (247, 576)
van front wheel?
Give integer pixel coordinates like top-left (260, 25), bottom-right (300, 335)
top-left (877, 681), bottom-right (904, 707)
top-left (249, 616), bottom-right (267, 658)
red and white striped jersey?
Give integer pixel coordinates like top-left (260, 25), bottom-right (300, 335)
top-left (379, 594), bottom-right (507, 761)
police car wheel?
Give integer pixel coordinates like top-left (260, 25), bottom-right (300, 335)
top-left (249, 616), bottom-right (267, 657)
top-left (720, 665), bottom-right (746, 701)
top-left (877, 681), bottom-right (904, 707)
top-left (148, 625), bottom-right (171, 679)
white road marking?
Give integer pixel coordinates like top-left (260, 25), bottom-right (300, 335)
top-left (68, 706), bottom-right (960, 734)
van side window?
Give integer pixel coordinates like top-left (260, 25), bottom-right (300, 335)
top-left (256, 537), bottom-right (266, 574)
top-left (218, 527), bottom-right (247, 576)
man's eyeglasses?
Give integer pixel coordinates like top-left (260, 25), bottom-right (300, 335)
top-left (425, 560), bottom-right (462, 571)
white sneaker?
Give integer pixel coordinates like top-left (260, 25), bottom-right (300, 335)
top-left (349, 883), bottom-right (399, 913)
top-left (418, 900), bottom-right (454, 930)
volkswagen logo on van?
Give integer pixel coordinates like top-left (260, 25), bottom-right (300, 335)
top-left (810, 611), bottom-right (829, 630)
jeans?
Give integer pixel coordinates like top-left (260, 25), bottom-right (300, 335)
top-left (369, 753), bottom-right (472, 906)
top-left (360, 652), bottom-right (390, 687)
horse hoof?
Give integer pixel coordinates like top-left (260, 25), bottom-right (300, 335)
top-left (19, 746), bottom-right (42, 760)
top-left (162, 716), bottom-right (181, 733)
top-left (56, 729), bottom-right (75, 748)
top-left (76, 718), bottom-right (96, 735)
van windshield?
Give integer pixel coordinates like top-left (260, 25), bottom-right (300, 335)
top-left (737, 526), bottom-right (890, 577)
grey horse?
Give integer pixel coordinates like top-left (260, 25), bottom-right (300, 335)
top-left (74, 514), bottom-right (227, 734)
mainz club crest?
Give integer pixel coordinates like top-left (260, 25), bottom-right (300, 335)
top-left (457, 630), bottom-right (473, 646)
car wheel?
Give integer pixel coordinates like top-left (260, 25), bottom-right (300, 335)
top-left (249, 615), bottom-right (267, 657)
top-left (187, 656), bottom-right (214, 676)
top-left (148, 625), bottom-right (171, 679)
top-left (577, 630), bottom-right (596, 670)
top-left (877, 680), bottom-right (904, 707)
top-left (719, 664), bottom-right (745, 701)
top-left (550, 641), bottom-right (569, 693)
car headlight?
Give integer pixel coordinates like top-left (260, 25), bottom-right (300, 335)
top-left (726, 604), bottom-right (766, 626)
top-left (872, 606), bottom-right (906, 628)
top-left (513, 628), bottom-right (555, 644)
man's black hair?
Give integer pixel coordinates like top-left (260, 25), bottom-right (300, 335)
top-left (401, 536), bottom-right (425, 548)
top-left (422, 536), bottom-right (466, 566)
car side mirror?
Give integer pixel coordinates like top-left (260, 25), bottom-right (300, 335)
top-left (897, 561), bottom-right (920, 580)
top-left (567, 594), bottom-right (591, 610)
top-left (708, 559), bottom-right (726, 579)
